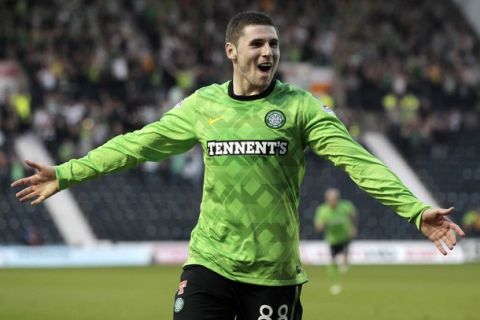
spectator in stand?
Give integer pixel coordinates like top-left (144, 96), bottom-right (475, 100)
top-left (462, 208), bottom-right (480, 237)
top-left (19, 225), bottom-right (44, 246)
top-left (0, 151), bottom-right (9, 190)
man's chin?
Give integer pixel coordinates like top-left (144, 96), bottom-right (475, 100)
top-left (256, 75), bottom-right (273, 87)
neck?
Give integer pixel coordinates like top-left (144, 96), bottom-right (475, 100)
top-left (228, 79), bottom-right (276, 101)
top-left (232, 73), bottom-right (270, 96)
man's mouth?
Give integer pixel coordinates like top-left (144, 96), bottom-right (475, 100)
top-left (257, 62), bottom-right (273, 72)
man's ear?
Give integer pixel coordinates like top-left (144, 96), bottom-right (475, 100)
top-left (225, 42), bottom-right (237, 61)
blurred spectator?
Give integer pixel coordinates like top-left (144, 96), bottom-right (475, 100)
top-left (19, 225), bottom-right (44, 246)
top-left (462, 208), bottom-right (480, 236)
top-left (10, 155), bottom-right (25, 183)
top-left (0, 151), bottom-right (9, 190)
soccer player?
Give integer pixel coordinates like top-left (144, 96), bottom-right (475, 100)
top-left (11, 11), bottom-right (464, 320)
top-left (314, 188), bottom-right (357, 294)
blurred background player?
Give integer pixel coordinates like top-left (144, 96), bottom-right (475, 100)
top-left (315, 188), bottom-right (357, 294)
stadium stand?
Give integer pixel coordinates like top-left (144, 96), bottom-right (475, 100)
top-left (1, 0), bottom-right (479, 243)
top-left (72, 168), bottom-right (202, 241)
top-left (406, 129), bottom-right (480, 219)
top-left (0, 149), bottom-right (63, 244)
top-left (0, 188), bottom-right (62, 244)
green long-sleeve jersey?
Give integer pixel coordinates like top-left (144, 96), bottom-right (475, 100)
top-left (55, 80), bottom-right (430, 286)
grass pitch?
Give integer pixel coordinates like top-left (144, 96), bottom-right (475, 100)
top-left (0, 264), bottom-right (478, 320)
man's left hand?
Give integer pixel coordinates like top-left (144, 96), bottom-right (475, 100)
top-left (421, 207), bottom-right (465, 255)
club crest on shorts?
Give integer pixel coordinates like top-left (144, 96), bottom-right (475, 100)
top-left (265, 110), bottom-right (286, 129)
top-left (174, 297), bottom-right (184, 313)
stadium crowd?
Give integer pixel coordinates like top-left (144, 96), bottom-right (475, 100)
top-left (1, 0), bottom-right (479, 165)
top-left (1, 0), bottom-right (479, 242)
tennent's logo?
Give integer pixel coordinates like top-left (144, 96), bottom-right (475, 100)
top-left (207, 140), bottom-right (288, 156)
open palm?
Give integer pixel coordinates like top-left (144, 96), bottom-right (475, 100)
top-left (421, 207), bottom-right (465, 255)
top-left (11, 160), bottom-right (58, 205)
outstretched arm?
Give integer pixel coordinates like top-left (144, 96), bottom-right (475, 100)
top-left (11, 160), bottom-right (58, 205)
top-left (302, 94), bottom-right (465, 255)
top-left (421, 207), bottom-right (465, 255)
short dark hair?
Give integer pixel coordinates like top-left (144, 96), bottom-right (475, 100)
top-left (225, 11), bottom-right (278, 45)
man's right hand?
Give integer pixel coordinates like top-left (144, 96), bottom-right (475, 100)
top-left (11, 160), bottom-right (59, 205)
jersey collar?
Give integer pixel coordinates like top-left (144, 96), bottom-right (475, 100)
top-left (228, 79), bottom-right (277, 101)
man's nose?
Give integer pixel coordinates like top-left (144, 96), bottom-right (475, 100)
top-left (261, 44), bottom-right (273, 56)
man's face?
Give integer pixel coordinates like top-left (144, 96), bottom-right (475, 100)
top-left (226, 24), bottom-right (280, 93)
top-left (326, 189), bottom-right (339, 208)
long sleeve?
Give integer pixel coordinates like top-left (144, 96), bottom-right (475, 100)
top-left (301, 94), bottom-right (430, 229)
top-left (55, 96), bottom-right (198, 190)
